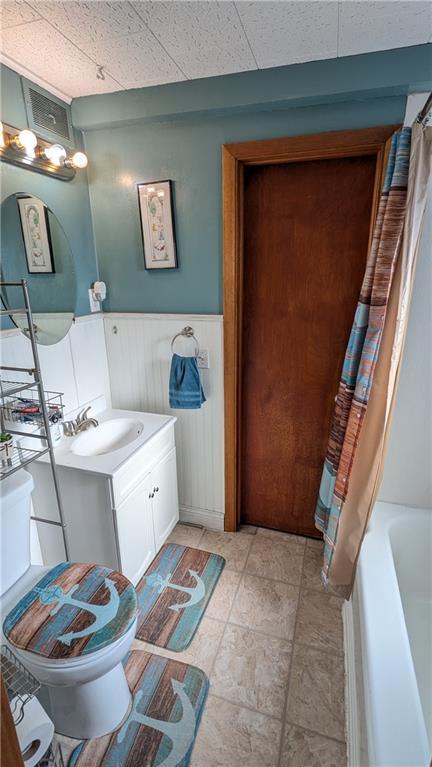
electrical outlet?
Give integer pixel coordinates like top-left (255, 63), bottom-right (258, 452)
top-left (88, 288), bottom-right (100, 313)
top-left (197, 349), bottom-right (210, 369)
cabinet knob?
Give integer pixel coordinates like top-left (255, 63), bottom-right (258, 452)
top-left (154, 487), bottom-right (159, 493)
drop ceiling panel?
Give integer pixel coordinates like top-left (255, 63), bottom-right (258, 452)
top-left (339, 1), bottom-right (432, 57)
top-left (32, 1), bottom-right (146, 45)
top-left (132, 1), bottom-right (256, 78)
top-left (236, 0), bottom-right (338, 69)
top-left (81, 31), bottom-right (185, 89)
top-left (0, 0), bottom-right (430, 100)
top-left (1, 0), bottom-right (40, 29)
top-left (1, 19), bottom-right (122, 97)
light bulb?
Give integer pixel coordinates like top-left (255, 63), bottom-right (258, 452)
top-left (71, 151), bottom-right (88, 169)
top-left (157, 190), bottom-right (165, 197)
top-left (0, 121), bottom-right (5, 148)
top-left (17, 129), bottom-right (37, 153)
top-left (44, 143), bottom-right (67, 166)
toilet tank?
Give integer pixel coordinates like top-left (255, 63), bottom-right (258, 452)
top-left (1, 470), bottom-right (34, 596)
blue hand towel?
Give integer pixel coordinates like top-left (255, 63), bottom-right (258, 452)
top-left (169, 354), bottom-right (206, 409)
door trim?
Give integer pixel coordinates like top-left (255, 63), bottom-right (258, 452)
top-left (223, 125), bottom-right (399, 532)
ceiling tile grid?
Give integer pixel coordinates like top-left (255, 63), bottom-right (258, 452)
top-left (81, 29), bottom-right (186, 89)
top-left (0, 18), bottom-right (122, 96)
top-left (236, 1), bottom-right (338, 69)
top-left (338, 0), bottom-right (432, 56)
top-left (0, 0), bottom-right (40, 29)
top-left (0, 0), bottom-right (431, 99)
top-left (132, 1), bottom-right (257, 78)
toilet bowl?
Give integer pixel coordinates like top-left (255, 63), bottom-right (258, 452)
top-left (1, 471), bottom-right (138, 739)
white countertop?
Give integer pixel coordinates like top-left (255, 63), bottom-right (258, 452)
top-left (37, 408), bottom-right (176, 477)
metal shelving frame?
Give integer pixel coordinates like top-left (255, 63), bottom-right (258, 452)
top-left (0, 280), bottom-right (70, 560)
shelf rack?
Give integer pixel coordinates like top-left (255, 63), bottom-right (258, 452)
top-left (0, 280), bottom-right (70, 560)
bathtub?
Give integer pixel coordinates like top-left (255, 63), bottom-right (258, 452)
top-left (347, 501), bottom-right (431, 766)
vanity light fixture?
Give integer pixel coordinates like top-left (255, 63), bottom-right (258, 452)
top-left (43, 143), bottom-right (67, 166)
top-left (0, 121), bottom-right (88, 181)
top-left (15, 128), bottom-right (38, 156)
top-left (68, 151), bottom-right (88, 169)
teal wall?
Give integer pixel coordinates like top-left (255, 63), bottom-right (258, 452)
top-left (0, 65), bottom-right (98, 317)
top-left (75, 44), bottom-right (431, 315)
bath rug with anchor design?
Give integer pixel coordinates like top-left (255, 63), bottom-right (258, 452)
top-left (68, 649), bottom-right (209, 767)
top-left (135, 543), bottom-right (225, 651)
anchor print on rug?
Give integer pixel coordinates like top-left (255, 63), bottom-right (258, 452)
top-left (117, 679), bottom-right (196, 767)
top-left (36, 579), bottom-right (120, 645)
top-left (146, 570), bottom-right (206, 612)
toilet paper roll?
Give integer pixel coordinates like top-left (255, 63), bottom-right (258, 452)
top-left (11, 695), bottom-right (55, 767)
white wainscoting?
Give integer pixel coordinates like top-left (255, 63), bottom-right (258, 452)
top-left (0, 314), bottom-right (111, 417)
top-left (104, 313), bottom-right (224, 529)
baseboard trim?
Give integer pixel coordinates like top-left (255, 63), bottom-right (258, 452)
top-left (179, 505), bottom-right (224, 530)
top-left (343, 599), bottom-right (360, 767)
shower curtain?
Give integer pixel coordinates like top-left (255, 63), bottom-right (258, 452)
top-left (315, 123), bottom-right (431, 598)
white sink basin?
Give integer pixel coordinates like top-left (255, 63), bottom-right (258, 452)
top-left (71, 418), bottom-right (144, 457)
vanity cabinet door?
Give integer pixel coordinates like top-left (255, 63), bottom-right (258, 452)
top-left (115, 475), bottom-right (155, 585)
top-left (151, 448), bottom-right (179, 551)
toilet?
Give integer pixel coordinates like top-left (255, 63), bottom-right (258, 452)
top-left (1, 470), bottom-right (138, 739)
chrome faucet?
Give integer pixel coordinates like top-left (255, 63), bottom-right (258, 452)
top-left (63, 407), bottom-right (99, 437)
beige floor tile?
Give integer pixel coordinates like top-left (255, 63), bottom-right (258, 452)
top-left (256, 527), bottom-right (307, 545)
top-left (302, 542), bottom-right (325, 591)
top-left (132, 616), bottom-right (224, 675)
top-left (211, 624), bottom-right (292, 719)
top-left (190, 695), bottom-right (282, 767)
top-left (205, 568), bottom-right (241, 622)
top-left (200, 530), bottom-right (252, 571)
top-left (167, 523), bottom-right (204, 547)
top-left (286, 644), bottom-right (346, 741)
top-left (246, 536), bottom-right (304, 585)
top-left (306, 537), bottom-right (324, 549)
top-left (281, 724), bottom-right (347, 766)
top-left (295, 589), bottom-right (344, 653)
top-left (230, 574), bottom-right (299, 640)
top-left (239, 524), bottom-right (258, 534)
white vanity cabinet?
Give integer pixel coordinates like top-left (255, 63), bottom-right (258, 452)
top-left (30, 413), bottom-right (179, 585)
top-left (114, 447), bottom-right (178, 584)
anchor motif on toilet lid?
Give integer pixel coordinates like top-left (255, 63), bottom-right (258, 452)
top-left (145, 569), bottom-right (206, 611)
top-left (35, 578), bottom-right (121, 645)
top-left (2, 562), bottom-right (137, 659)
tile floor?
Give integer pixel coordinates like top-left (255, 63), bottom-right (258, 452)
top-left (57, 523), bottom-right (347, 767)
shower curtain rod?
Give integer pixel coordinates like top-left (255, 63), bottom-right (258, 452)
top-left (416, 92), bottom-right (432, 124)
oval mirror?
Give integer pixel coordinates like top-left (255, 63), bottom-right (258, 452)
top-left (1, 193), bottom-right (76, 345)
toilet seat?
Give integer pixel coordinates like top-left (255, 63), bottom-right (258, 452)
top-left (3, 561), bottom-right (137, 660)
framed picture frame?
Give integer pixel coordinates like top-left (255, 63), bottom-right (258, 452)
top-left (137, 180), bottom-right (178, 269)
top-left (17, 195), bottom-right (55, 274)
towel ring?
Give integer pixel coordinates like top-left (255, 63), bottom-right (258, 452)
top-left (171, 326), bottom-right (199, 356)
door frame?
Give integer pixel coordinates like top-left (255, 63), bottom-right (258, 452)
top-left (223, 125), bottom-right (399, 532)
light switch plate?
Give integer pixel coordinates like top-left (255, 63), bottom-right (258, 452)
top-left (197, 349), bottom-right (210, 369)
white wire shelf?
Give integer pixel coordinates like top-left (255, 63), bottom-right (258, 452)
top-left (1, 645), bottom-right (41, 725)
top-left (0, 444), bottom-right (50, 480)
top-left (0, 378), bottom-right (40, 399)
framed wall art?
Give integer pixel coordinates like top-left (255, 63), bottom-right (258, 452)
top-left (137, 180), bottom-right (178, 269)
top-left (17, 195), bottom-right (55, 274)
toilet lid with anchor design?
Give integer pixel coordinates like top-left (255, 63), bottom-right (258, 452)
top-left (3, 562), bottom-right (137, 659)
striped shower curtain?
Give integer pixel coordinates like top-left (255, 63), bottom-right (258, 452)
top-left (314, 126), bottom-right (417, 596)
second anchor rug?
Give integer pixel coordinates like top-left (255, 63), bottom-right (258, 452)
top-left (68, 650), bottom-right (209, 767)
top-left (135, 543), bottom-right (225, 651)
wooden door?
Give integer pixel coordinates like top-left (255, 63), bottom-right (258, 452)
top-left (240, 155), bottom-right (377, 536)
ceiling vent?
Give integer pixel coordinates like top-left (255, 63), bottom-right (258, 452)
top-left (22, 78), bottom-right (74, 147)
